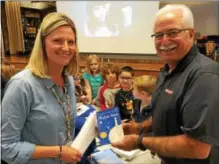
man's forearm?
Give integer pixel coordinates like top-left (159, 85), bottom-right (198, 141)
top-left (142, 134), bottom-right (211, 159)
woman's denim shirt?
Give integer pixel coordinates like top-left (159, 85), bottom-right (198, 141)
top-left (1, 69), bottom-right (77, 164)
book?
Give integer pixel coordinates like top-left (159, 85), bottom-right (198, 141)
top-left (96, 107), bottom-right (124, 146)
top-left (76, 103), bottom-right (90, 116)
top-left (71, 111), bottom-right (97, 154)
top-left (90, 149), bottom-right (125, 164)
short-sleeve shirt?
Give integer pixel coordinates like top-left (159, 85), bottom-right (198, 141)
top-left (82, 72), bottom-right (104, 99)
top-left (152, 45), bottom-right (219, 164)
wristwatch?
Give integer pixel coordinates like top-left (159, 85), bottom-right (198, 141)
top-left (136, 133), bottom-right (147, 151)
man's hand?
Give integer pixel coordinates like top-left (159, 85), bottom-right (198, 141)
top-left (122, 121), bottom-right (141, 135)
top-left (111, 134), bottom-right (139, 151)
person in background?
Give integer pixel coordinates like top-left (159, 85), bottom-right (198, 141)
top-left (1, 12), bottom-right (82, 164)
top-left (73, 72), bottom-right (96, 164)
top-left (1, 59), bottom-right (17, 100)
top-left (112, 4), bottom-right (219, 164)
top-left (132, 75), bottom-right (157, 123)
top-left (73, 73), bottom-right (89, 105)
top-left (115, 66), bottom-right (135, 120)
top-left (98, 63), bottom-right (120, 110)
top-left (83, 54), bottom-right (104, 105)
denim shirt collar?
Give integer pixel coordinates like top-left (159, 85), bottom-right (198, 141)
top-left (43, 75), bottom-right (70, 89)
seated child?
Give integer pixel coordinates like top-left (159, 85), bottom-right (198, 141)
top-left (115, 66), bottom-right (135, 120)
top-left (74, 73), bottom-right (89, 105)
top-left (73, 73), bottom-right (96, 164)
top-left (98, 63), bottom-right (120, 110)
top-left (132, 75), bottom-right (157, 123)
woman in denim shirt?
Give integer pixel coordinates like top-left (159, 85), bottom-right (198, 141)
top-left (1, 13), bottom-right (82, 164)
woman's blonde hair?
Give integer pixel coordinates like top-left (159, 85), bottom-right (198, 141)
top-left (1, 60), bottom-right (16, 81)
top-left (26, 12), bottom-right (79, 78)
top-left (86, 54), bottom-right (101, 75)
top-left (133, 75), bottom-right (157, 95)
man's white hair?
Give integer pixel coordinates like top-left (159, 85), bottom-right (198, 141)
top-left (156, 4), bottom-right (194, 29)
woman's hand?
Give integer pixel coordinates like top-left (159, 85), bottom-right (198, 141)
top-left (60, 146), bottom-right (82, 163)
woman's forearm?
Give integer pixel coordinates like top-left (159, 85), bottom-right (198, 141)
top-left (31, 146), bottom-right (60, 159)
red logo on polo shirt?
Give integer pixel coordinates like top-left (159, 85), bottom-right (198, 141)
top-left (165, 88), bottom-right (173, 95)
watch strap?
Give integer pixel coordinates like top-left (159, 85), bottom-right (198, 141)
top-left (136, 133), bottom-right (147, 151)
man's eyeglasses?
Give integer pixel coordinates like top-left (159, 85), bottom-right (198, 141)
top-left (151, 29), bottom-right (190, 40)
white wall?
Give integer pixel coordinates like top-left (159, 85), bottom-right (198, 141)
top-left (190, 1), bottom-right (219, 35)
top-left (160, 1), bottom-right (219, 35)
top-left (56, 1), bottom-right (160, 54)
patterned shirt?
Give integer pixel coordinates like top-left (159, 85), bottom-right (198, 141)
top-left (114, 88), bottom-right (135, 120)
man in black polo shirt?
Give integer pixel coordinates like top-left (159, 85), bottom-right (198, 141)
top-left (112, 4), bottom-right (219, 164)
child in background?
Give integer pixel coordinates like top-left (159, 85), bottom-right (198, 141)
top-left (74, 73), bottom-right (97, 164)
top-left (98, 63), bottom-right (120, 110)
top-left (115, 66), bottom-right (135, 120)
top-left (83, 54), bottom-right (104, 104)
top-left (73, 73), bottom-right (89, 104)
top-left (132, 75), bottom-right (157, 123)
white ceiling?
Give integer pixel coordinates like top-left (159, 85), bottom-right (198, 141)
top-left (20, 1), bottom-right (218, 9)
